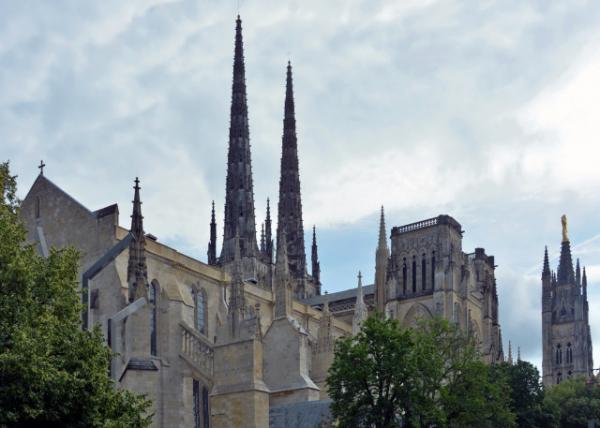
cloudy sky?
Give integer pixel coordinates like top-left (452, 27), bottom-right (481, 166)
top-left (3, 0), bottom-right (600, 370)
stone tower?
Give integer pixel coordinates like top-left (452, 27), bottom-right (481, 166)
top-left (220, 15), bottom-right (259, 276)
top-left (541, 215), bottom-right (593, 386)
top-left (277, 61), bottom-right (308, 293)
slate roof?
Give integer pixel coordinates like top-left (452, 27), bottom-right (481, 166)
top-left (301, 284), bottom-right (375, 306)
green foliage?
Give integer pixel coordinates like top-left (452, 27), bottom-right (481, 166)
top-left (327, 315), bottom-right (414, 427)
top-left (326, 314), bottom-right (515, 428)
top-left (490, 360), bottom-right (556, 427)
top-left (0, 161), bottom-right (151, 428)
top-left (544, 377), bottom-right (600, 428)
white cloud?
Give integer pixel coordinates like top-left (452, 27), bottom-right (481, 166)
top-left (3, 0), bottom-right (600, 373)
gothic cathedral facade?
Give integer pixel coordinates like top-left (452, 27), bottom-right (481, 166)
top-left (19, 15), bottom-right (507, 428)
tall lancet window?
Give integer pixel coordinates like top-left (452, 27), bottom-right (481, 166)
top-left (193, 379), bottom-right (209, 428)
top-left (193, 379), bottom-right (201, 428)
top-left (421, 254), bottom-right (427, 291)
top-left (402, 258), bottom-right (407, 294)
top-left (431, 251), bottom-right (436, 289)
top-left (555, 344), bottom-right (562, 365)
top-left (149, 281), bottom-right (158, 356)
top-left (412, 256), bottom-right (417, 293)
top-left (202, 386), bottom-right (209, 428)
top-left (566, 343), bottom-right (573, 364)
top-left (195, 287), bottom-right (208, 335)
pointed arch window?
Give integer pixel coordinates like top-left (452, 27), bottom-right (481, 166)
top-left (431, 251), bottom-right (436, 289)
top-left (555, 344), bottom-right (562, 365)
top-left (194, 287), bottom-right (208, 335)
top-left (412, 256), bottom-right (417, 293)
top-left (149, 281), bottom-right (158, 356)
top-left (421, 254), bottom-right (427, 291)
top-left (402, 258), bottom-right (407, 295)
top-left (566, 343), bottom-right (573, 364)
top-left (557, 372), bottom-right (562, 384)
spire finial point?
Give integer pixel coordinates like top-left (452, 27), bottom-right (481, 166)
top-left (561, 214), bottom-right (569, 242)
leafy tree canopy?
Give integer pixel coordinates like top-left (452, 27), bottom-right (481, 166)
top-left (327, 314), bottom-right (514, 428)
top-left (0, 161), bottom-right (151, 428)
top-left (544, 377), bottom-right (600, 428)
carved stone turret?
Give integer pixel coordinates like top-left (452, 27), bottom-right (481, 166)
top-left (208, 201), bottom-right (217, 266)
top-left (127, 177), bottom-right (148, 302)
top-left (265, 198), bottom-right (273, 263)
top-left (311, 226), bottom-right (321, 294)
top-left (374, 206), bottom-right (389, 313)
top-left (352, 271), bottom-right (368, 335)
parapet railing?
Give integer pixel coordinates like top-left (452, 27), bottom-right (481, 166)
top-left (393, 215), bottom-right (462, 235)
top-left (395, 217), bottom-right (439, 234)
top-left (179, 322), bottom-right (214, 380)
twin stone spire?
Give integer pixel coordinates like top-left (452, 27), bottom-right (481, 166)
top-left (210, 15), bottom-right (320, 297)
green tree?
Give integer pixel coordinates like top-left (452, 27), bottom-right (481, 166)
top-left (490, 360), bottom-right (556, 427)
top-left (544, 377), bottom-right (600, 428)
top-left (410, 317), bottom-right (514, 427)
top-left (327, 314), bottom-right (515, 428)
top-left (327, 315), bottom-right (414, 427)
top-left (0, 161), bottom-right (152, 428)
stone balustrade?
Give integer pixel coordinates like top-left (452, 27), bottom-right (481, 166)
top-left (180, 322), bottom-right (213, 380)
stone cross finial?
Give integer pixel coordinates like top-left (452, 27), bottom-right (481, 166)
top-left (38, 160), bottom-right (46, 176)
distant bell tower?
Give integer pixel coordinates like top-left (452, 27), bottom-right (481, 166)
top-left (541, 215), bottom-right (593, 386)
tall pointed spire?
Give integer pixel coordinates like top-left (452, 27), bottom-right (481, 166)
top-left (127, 177), bottom-right (148, 301)
top-left (352, 271), bottom-right (368, 335)
top-left (375, 206), bottom-right (390, 312)
top-left (517, 346), bottom-right (521, 362)
top-left (277, 61), bottom-right (307, 284)
top-left (265, 198), bottom-right (273, 263)
top-left (221, 15), bottom-right (259, 268)
top-left (508, 340), bottom-right (513, 365)
top-left (208, 201), bottom-right (218, 265)
top-left (311, 225), bottom-right (321, 293)
top-left (576, 258), bottom-right (581, 287)
top-left (274, 230), bottom-right (292, 319)
top-left (557, 215), bottom-right (575, 284)
top-left (542, 246), bottom-right (551, 279)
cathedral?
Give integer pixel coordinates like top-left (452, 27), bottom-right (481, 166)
top-left (19, 16), bottom-right (504, 428)
top-left (541, 216), bottom-right (594, 386)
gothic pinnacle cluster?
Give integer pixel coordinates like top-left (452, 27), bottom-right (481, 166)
top-left (210, 16), bottom-right (321, 298)
top-left (374, 206), bottom-right (389, 312)
top-left (541, 215), bottom-right (593, 386)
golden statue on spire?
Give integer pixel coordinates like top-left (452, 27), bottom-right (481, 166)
top-left (561, 214), bottom-right (569, 242)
